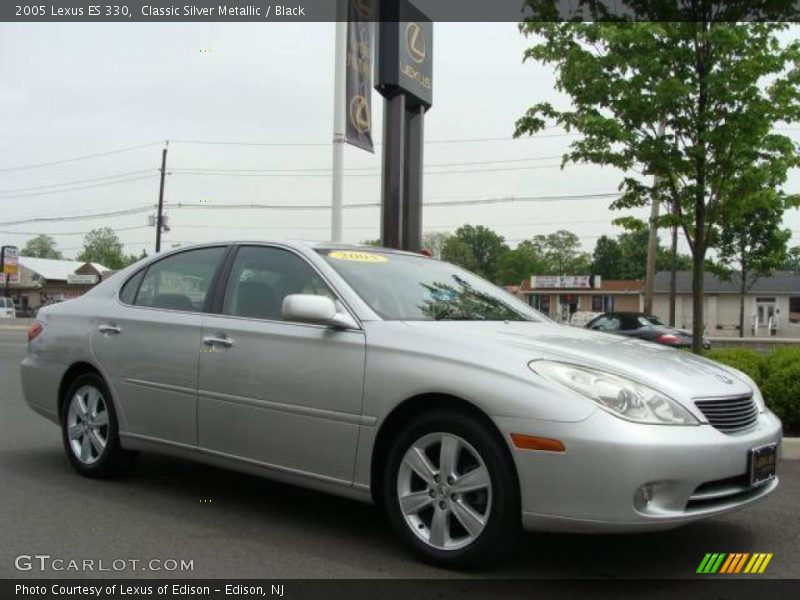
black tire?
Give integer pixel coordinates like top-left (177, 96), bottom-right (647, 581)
top-left (382, 410), bottom-right (521, 569)
top-left (60, 372), bottom-right (137, 478)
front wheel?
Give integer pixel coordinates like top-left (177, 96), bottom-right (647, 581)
top-left (61, 373), bottom-right (136, 478)
top-left (382, 410), bottom-right (520, 569)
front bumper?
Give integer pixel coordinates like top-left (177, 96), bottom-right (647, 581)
top-left (495, 408), bottom-right (782, 533)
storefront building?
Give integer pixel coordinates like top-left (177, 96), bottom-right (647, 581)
top-left (4, 257), bottom-right (109, 314)
top-left (517, 275), bottom-right (643, 322)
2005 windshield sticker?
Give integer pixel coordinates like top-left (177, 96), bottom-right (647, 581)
top-left (329, 250), bottom-right (388, 263)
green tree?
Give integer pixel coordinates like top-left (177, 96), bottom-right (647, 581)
top-left (533, 230), bottom-right (592, 275)
top-left (712, 192), bottom-right (792, 337)
top-left (592, 229), bottom-right (692, 280)
top-left (21, 234), bottom-right (62, 259)
top-left (122, 248), bottom-right (149, 268)
top-left (783, 247), bottom-right (800, 272)
top-left (497, 239), bottom-right (549, 285)
top-left (592, 235), bottom-right (623, 279)
top-left (516, 22), bottom-right (800, 351)
top-left (77, 227), bottom-right (126, 269)
top-left (421, 231), bottom-right (451, 260)
top-left (441, 225), bottom-right (509, 282)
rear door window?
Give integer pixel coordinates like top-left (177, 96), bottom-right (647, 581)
top-left (134, 247), bottom-right (226, 312)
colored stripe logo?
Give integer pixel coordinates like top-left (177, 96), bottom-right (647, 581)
top-left (697, 553), bottom-right (773, 574)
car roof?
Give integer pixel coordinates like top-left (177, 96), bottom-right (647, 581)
top-left (159, 240), bottom-right (425, 257)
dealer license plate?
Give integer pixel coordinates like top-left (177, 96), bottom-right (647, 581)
top-left (749, 443), bottom-right (777, 486)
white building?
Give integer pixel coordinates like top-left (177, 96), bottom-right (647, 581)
top-left (652, 271), bottom-right (800, 338)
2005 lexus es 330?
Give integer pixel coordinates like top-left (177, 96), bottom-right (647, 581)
top-left (22, 241), bottom-right (781, 567)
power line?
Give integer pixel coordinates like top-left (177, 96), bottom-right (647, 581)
top-left (0, 205), bottom-right (153, 227)
top-left (169, 129), bottom-right (575, 148)
top-left (171, 155), bottom-right (565, 174)
top-left (172, 218), bottom-right (614, 231)
top-left (0, 225), bottom-right (150, 236)
top-left (167, 192), bottom-right (619, 212)
top-left (58, 239), bottom-right (194, 252)
top-left (0, 192), bottom-right (620, 228)
top-left (0, 141), bottom-right (164, 173)
top-left (170, 162), bottom-right (571, 179)
top-left (0, 174), bottom-right (158, 199)
top-left (4, 124), bottom-right (793, 175)
top-left (0, 169), bottom-right (156, 195)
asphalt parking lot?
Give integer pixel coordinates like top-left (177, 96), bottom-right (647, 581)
top-left (1, 327), bottom-right (798, 580)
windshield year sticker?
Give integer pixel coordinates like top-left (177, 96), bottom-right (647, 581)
top-left (329, 251), bottom-right (388, 263)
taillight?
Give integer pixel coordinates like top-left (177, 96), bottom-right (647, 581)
top-left (656, 333), bottom-right (681, 345)
top-left (28, 321), bottom-right (43, 342)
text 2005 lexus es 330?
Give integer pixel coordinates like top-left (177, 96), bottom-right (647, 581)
top-left (21, 242), bottom-right (781, 567)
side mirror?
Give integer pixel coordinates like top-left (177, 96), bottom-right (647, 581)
top-left (281, 294), bottom-right (358, 329)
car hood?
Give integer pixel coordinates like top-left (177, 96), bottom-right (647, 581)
top-left (398, 320), bottom-right (751, 402)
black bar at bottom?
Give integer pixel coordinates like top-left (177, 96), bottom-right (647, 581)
top-left (3, 578), bottom-right (799, 600)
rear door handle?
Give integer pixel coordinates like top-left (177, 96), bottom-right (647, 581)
top-left (203, 335), bottom-right (234, 348)
top-left (98, 323), bottom-right (121, 334)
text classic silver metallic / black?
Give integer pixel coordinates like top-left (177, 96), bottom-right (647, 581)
top-left (21, 242), bottom-right (782, 567)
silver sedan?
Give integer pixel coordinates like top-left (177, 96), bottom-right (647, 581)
top-left (21, 242), bottom-right (782, 567)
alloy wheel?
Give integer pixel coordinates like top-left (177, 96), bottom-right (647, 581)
top-left (66, 385), bottom-right (109, 465)
top-left (396, 432), bottom-right (492, 551)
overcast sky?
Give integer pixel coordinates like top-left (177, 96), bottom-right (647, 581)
top-left (0, 22), bottom-right (798, 259)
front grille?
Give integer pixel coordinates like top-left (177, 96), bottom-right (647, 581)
top-left (695, 394), bottom-right (758, 433)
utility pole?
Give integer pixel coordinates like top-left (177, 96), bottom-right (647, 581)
top-left (155, 142), bottom-right (168, 253)
top-left (668, 200), bottom-right (678, 326)
top-left (644, 121), bottom-right (666, 315)
top-left (330, 17), bottom-right (347, 243)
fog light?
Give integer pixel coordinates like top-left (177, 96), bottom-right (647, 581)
top-left (634, 483), bottom-right (655, 510)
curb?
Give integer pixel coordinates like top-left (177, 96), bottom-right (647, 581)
top-left (782, 437), bottom-right (800, 461)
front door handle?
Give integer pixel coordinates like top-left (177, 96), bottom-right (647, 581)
top-left (98, 323), bottom-right (121, 334)
top-left (203, 335), bottom-right (234, 348)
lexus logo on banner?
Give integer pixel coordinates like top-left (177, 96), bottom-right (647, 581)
top-left (345, 0), bottom-right (375, 153)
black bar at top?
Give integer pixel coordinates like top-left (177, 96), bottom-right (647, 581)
top-left (2, 0), bottom-right (799, 23)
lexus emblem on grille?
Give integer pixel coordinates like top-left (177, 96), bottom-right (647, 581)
top-left (716, 372), bottom-right (734, 384)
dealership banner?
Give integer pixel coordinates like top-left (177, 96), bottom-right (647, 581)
top-left (344, 0), bottom-right (375, 153)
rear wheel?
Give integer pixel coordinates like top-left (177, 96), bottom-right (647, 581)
top-left (61, 373), bottom-right (136, 478)
top-left (382, 410), bottom-right (520, 569)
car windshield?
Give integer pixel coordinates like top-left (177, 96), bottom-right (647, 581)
top-left (643, 314), bottom-right (665, 326)
top-left (318, 249), bottom-right (545, 322)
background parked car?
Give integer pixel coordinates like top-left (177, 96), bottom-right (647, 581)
top-left (568, 311), bottom-right (600, 328)
top-left (0, 297), bottom-right (16, 319)
top-left (585, 311), bottom-right (711, 349)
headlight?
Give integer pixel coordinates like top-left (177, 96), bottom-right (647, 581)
top-left (529, 360), bottom-right (699, 425)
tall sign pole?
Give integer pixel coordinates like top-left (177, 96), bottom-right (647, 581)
top-left (376, 0), bottom-right (432, 252)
